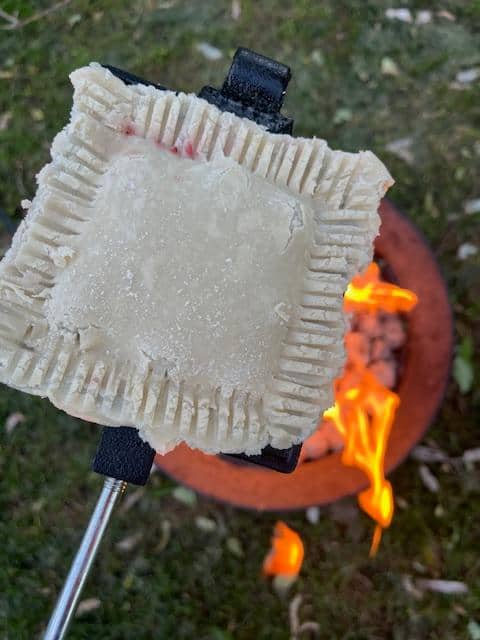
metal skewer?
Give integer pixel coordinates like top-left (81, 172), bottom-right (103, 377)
top-left (44, 477), bottom-right (127, 640)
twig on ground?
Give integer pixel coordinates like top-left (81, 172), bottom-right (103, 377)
top-left (0, 0), bottom-right (71, 30)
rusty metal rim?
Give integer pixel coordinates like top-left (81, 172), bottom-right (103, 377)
top-left (154, 199), bottom-right (454, 511)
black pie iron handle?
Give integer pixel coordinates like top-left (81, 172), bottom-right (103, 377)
top-left (44, 48), bottom-right (301, 640)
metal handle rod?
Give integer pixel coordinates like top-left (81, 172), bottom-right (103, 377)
top-left (44, 477), bottom-right (127, 640)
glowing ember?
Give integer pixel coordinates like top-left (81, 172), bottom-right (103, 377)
top-left (263, 521), bottom-right (304, 578)
top-left (320, 262), bottom-right (418, 554)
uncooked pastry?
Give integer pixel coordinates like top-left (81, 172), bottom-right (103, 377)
top-left (0, 64), bottom-right (393, 454)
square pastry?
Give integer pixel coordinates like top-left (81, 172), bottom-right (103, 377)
top-left (0, 64), bottom-right (392, 454)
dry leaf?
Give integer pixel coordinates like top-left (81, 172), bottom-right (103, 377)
top-left (416, 579), bottom-right (468, 595)
top-left (195, 516), bottom-right (217, 532)
top-left (32, 498), bottom-right (45, 513)
top-left (0, 111), bottom-right (12, 130)
top-left (75, 597), bottom-right (101, 617)
top-left (195, 42), bottom-right (223, 61)
top-left (468, 620), bottom-right (480, 640)
top-left (67, 13), bottom-right (81, 27)
top-left (385, 137), bottom-right (414, 165)
top-left (30, 108), bottom-right (44, 122)
top-left (464, 198), bottom-right (480, 215)
top-left (401, 575), bottom-right (424, 600)
top-left (231, 0), bottom-right (241, 20)
top-left (385, 8), bottom-right (412, 23)
top-left (437, 10), bottom-right (456, 21)
top-left (463, 448), bottom-right (480, 464)
top-left (411, 445), bottom-right (449, 463)
top-left (456, 69), bottom-right (480, 85)
top-left (415, 10), bottom-right (432, 25)
top-left (419, 464), bottom-right (440, 493)
top-left (5, 412), bottom-right (25, 434)
top-left (305, 506), bottom-right (321, 524)
top-left (381, 57), bottom-right (400, 76)
top-left (172, 486), bottom-right (197, 507)
top-left (156, 519), bottom-right (171, 552)
top-left (116, 532), bottom-right (142, 552)
top-left (226, 536), bottom-right (243, 558)
top-left (457, 243), bottom-right (478, 261)
top-left (289, 593), bottom-right (320, 639)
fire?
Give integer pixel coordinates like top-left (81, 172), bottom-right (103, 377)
top-left (263, 521), bottom-right (304, 578)
top-left (344, 262), bottom-right (417, 314)
top-left (323, 262), bottom-right (418, 555)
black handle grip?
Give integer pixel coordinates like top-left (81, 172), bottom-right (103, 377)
top-left (92, 426), bottom-right (155, 485)
top-left (199, 47), bottom-right (293, 134)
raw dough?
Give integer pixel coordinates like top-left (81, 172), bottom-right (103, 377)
top-left (0, 63), bottom-right (393, 454)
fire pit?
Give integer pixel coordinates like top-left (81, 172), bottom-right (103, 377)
top-left (155, 199), bottom-right (453, 511)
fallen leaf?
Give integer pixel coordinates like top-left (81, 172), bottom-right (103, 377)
top-left (195, 42), bottom-right (223, 61)
top-left (30, 108), bottom-right (44, 122)
top-left (305, 506), bottom-right (321, 524)
top-left (231, 0), bottom-right (241, 20)
top-left (0, 111), bottom-right (12, 131)
top-left (419, 464), bottom-right (440, 493)
top-left (311, 50), bottom-right (325, 66)
top-left (415, 10), bottom-right (431, 24)
top-left (226, 536), bottom-right (243, 558)
top-left (195, 516), bottom-right (217, 532)
top-left (456, 69), bottom-right (480, 85)
top-left (5, 412), bottom-right (25, 434)
top-left (385, 137), bottom-right (414, 165)
top-left (453, 354), bottom-right (474, 394)
top-left (434, 504), bottom-right (445, 518)
top-left (385, 8), bottom-right (412, 23)
top-left (67, 13), bottom-right (81, 27)
top-left (156, 519), bottom-right (171, 552)
top-left (463, 448), bottom-right (480, 464)
top-left (468, 620), bottom-right (480, 640)
top-left (116, 532), bottom-right (142, 552)
top-left (437, 10), bottom-right (456, 21)
top-left (172, 485), bottom-right (197, 507)
top-left (289, 593), bottom-right (320, 639)
top-left (401, 574), bottom-right (424, 600)
top-left (75, 597), bottom-right (101, 617)
top-left (416, 579), bottom-right (468, 595)
top-left (412, 560), bottom-right (427, 574)
top-left (464, 198), bottom-right (480, 215)
top-left (457, 243), bottom-right (478, 260)
top-left (32, 498), bottom-right (45, 512)
top-left (411, 445), bottom-right (449, 463)
top-left (381, 57), bottom-right (400, 76)
top-left (333, 107), bottom-right (352, 125)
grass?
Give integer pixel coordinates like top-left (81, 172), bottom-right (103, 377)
top-left (0, 1), bottom-right (479, 638)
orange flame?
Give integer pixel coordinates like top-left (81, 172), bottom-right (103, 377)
top-left (323, 262), bottom-right (418, 555)
top-left (263, 521), bottom-right (305, 577)
top-left (344, 262), bottom-right (418, 314)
